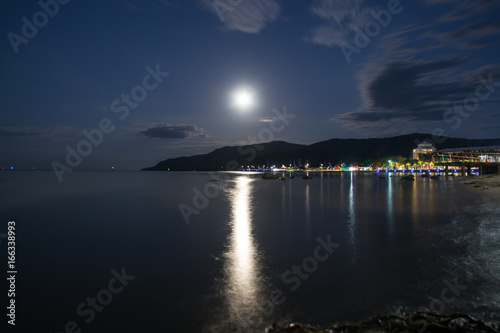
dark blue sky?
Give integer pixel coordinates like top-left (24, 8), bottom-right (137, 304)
top-left (1, 0), bottom-right (500, 171)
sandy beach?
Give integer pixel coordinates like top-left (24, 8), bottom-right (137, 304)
top-left (462, 173), bottom-right (500, 193)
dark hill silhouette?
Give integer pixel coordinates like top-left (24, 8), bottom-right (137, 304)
top-left (142, 134), bottom-right (500, 171)
top-left (142, 141), bottom-right (306, 171)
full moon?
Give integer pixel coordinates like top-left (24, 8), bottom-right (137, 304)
top-left (232, 88), bottom-right (254, 110)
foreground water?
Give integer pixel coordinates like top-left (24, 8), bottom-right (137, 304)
top-left (1, 171), bottom-right (499, 332)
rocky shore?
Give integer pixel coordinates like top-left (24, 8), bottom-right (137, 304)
top-left (266, 313), bottom-right (500, 332)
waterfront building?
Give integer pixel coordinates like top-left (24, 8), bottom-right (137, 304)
top-left (412, 142), bottom-right (437, 160)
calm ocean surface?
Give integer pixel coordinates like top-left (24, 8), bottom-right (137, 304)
top-left (1, 170), bottom-right (499, 332)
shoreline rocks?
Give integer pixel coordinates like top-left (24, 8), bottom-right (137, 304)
top-left (266, 312), bottom-right (500, 332)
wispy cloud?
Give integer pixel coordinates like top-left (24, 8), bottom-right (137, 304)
top-left (306, 0), bottom-right (373, 47)
top-left (424, 21), bottom-right (500, 48)
top-left (333, 58), bottom-right (500, 129)
top-left (0, 126), bottom-right (80, 141)
top-left (199, 0), bottom-right (280, 34)
top-left (476, 123), bottom-right (500, 130)
top-left (140, 124), bottom-right (207, 139)
top-left (330, 0), bottom-right (500, 133)
top-left (119, 0), bottom-right (179, 12)
top-left (487, 112), bottom-right (500, 118)
top-left (426, 0), bottom-right (500, 22)
top-left (0, 127), bottom-right (41, 138)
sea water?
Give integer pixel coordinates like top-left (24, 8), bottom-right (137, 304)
top-left (1, 170), bottom-right (499, 332)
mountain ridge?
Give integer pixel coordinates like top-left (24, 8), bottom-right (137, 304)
top-left (141, 134), bottom-right (500, 171)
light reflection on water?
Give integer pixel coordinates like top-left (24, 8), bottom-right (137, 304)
top-left (348, 172), bottom-right (356, 262)
top-left (305, 183), bottom-right (310, 224)
top-left (386, 174), bottom-right (395, 238)
top-left (223, 176), bottom-right (265, 330)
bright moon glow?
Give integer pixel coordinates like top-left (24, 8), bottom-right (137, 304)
top-left (232, 89), bottom-right (254, 110)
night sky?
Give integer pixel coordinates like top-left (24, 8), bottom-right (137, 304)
top-left (1, 0), bottom-right (500, 171)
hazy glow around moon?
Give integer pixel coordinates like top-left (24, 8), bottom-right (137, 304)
top-left (232, 88), bottom-right (254, 110)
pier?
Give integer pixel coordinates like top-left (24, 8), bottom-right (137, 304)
top-left (432, 151), bottom-right (500, 175)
